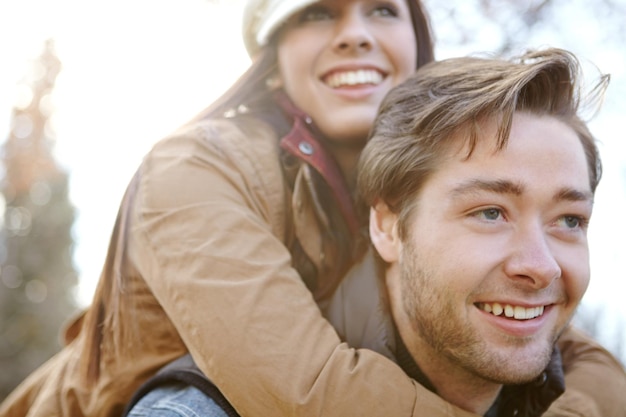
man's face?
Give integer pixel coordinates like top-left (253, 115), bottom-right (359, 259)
top-left (389, 112), bottom-right (592, 385)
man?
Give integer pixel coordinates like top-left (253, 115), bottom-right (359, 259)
top-left (357, 47), bottom-right (614, 416)
top-left (123, 48), bottom-right (626, 417)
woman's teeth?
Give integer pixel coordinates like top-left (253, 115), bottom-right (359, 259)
top-left (478, 302), bottom-right (545, 320)
top-left (325, 69), bottom-right (383, 88)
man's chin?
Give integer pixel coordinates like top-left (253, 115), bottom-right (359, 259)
top-left (478, 348), bottom-right (553, 385)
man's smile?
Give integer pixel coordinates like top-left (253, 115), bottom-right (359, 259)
top-left (476, 302), bottom-right (546, 320)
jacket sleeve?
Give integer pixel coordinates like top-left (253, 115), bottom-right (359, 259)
top-left (129, 119), bottom-right (476, 417)
top-left (545, 325), bottom-right (626, 417)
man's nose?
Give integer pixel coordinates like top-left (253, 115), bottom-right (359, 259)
top-left (503, 224), bottom-right (562, 289)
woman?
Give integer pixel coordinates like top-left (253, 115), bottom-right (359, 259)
top-left (1, 0), bottom-right (624, 416)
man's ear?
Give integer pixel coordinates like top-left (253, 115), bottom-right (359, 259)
top-left (369, 202), bottom-right (400, 263)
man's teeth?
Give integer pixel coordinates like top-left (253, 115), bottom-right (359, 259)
top-left (325, 70), bottom-right (383, 88)
top-left (479, 303), bottom-right (545, 320)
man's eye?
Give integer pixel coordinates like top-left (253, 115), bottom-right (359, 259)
top-left (556, 215), bottom-right (588, 230)
top-left (473, 208), bottom-right (502, 221)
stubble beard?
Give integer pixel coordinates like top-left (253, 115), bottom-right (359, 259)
top-left (399, 243), bottom-right (555, 385)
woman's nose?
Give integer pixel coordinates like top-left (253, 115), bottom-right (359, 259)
top-left (503, 225), bottom-right (562, 289)
top-left (332, 13), bottom-right (374, 54)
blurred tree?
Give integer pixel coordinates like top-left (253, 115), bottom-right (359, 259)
top-left (0, 39), bottom-right (78, 400)
top-left (423, 0), bottom-right (626, 56)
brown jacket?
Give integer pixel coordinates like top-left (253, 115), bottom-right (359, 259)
top-left (2, 109), bottom-right (625, 417)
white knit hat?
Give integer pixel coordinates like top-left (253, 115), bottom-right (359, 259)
top-left (242, 0), bottom-right (318, 57)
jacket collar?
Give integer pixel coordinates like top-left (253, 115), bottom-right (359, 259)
top-left (274, 91), bottom-right (360, 237)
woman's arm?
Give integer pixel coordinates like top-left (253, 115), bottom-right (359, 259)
top-left (325, 248), bottom-right (626, 417)
top-left (130, 118), bottom-right (476, 417)
top-left (546, 325), bottom-right (626, 417)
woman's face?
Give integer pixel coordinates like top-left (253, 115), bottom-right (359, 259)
top-left (277, 0), bottom-right (417, 144)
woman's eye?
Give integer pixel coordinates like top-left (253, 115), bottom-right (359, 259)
top-left (371, 5), bottom-right (399, 18)
top-left (473, 208), bottom-right (502, 221)
top-left (299, 6), bottom-right (333, 22)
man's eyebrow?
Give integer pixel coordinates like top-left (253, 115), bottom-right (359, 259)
top-left (554, 188), bottom-right (594, 203)
top-left (450, 179), bottom-right (524, 198)
top-left (450, 179), bottom-right (594, 203)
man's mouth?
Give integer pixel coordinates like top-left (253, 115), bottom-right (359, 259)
top-left (323, 69), bottom-right (384, 88)
top-left (477, 302), bottom-right (545, 320)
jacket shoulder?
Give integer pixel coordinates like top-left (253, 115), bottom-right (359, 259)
top-left (143, 116), bottom-right (288, 241)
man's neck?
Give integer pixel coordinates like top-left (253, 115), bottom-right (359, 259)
top-left (394, 321), bottom-right (502, 415)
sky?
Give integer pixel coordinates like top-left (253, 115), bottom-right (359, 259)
top-left (0, 0), bottom-right (250, 302)
top-left (1, 0), bottom-right (626, 349)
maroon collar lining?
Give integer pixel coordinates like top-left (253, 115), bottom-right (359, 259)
top-left (275, 92), bottom-right (359, 237)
